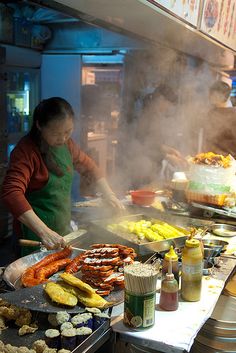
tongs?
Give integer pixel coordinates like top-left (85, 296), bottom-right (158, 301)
top-left (19, 229), bottom-right (87, 252)
top-left (144, 253), bottom-right (162, 271)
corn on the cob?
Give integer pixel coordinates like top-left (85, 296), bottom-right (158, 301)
top-left (107, 218), bottom-right (187, 242)
top-left (143, 228), bottom-right (164, 242)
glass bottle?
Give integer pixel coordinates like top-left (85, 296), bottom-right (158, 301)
top-left (181, 238), bottom-right (203, 302)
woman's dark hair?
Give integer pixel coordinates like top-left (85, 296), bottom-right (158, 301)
top-left (143, 84), bottom-right (178, 108)
top-left (30, 97), bottom-right (74, 176)
top-left (209, 81), bottom-right (231, 101)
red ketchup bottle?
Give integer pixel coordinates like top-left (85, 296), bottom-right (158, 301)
top-left (159, 260), bottom-right (179, 311)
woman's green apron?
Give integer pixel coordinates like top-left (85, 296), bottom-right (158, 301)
top-left (21, 145), bottom-right (73, 256)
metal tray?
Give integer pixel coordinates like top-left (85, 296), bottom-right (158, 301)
top-left (87, 213), bottom-right (214, 255)
top-left (191, 202), bottom-right (236, 219)
top-left (2, 250), bottom-right (124, 312)
top-left (0, 308), bottom-right (112, 353)
top-left (3, 249), bottom-right (82, 290)
top-left (0, 282), bottom-right (123, 314)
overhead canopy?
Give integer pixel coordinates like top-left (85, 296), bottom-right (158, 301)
top-left (31, 0), bottom-right (235, 68)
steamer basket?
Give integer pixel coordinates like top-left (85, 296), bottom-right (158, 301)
top-left (190, 295), bottom-right (236, 352)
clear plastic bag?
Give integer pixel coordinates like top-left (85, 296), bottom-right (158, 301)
top-left (187, 158), bottom-right (236, 195)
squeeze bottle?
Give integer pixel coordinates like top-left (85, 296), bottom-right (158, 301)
top-left (181, 238), bottom-right (203, 302)
top-left (162, 246), bottom-right (179, 283)
top-left (159, 259), bottom-right (179, 311)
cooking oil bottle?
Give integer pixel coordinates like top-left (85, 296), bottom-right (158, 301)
top-left (162, 245), bottom-right (179, 284)
top-left (181, 238), bottom-right (203, 302)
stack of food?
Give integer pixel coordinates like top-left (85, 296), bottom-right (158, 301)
top-left (20, 243), bottom-right (137, 299)
top-left (77, 243), bottom-right (137, 296)
top-left (186, 152), bottom-right (236, 207)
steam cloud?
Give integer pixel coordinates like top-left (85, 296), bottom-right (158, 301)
top-left (111, 46), bottom-right (218, 193)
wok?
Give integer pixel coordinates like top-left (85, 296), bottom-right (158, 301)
top-left (3, 249), bottom-right (82, 290)
top-left (2, 248), bottom-right (124, 313)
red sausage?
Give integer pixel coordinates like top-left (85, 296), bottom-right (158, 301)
top-left (32, 247), bottom-right (72, 270)
top-left (35, 258), bottom-right (72, 281)
top-left (21, 268), bottom-right (42, 287)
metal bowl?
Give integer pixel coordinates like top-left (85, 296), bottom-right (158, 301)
top-left (204, 247), bottom-right (218, 260)
top-left (203, 260), bottom-right (214, 275)
top-left (202, 239), bottom-right (228, 253)
top-left (211, 224), bottom-right (236, 237)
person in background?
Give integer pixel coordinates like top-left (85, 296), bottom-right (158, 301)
top-left (203, 81), bottom-right (236, 157)
top-left (132, 83), bottom-right (188, 188)
top-left (1, 97), bottom-right (124, 256)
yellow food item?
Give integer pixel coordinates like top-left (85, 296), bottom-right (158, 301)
top-left (192, 152), bottom-right (232, 168)
top-left (142, 228), bottom-right (163, 242)
top-left (59, 281), bottom-right (110, 309)
top-left (44, 282), bottom-right (78, 307)
top-left (60, 273), bottom-right (96, 295)
top-left (107, 219), bottom-right (188, 242)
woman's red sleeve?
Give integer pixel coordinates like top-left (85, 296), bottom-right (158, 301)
top-left (68, 139), bottom-right (103, 180)
top-left (1, 139), bottom-right (45, 218)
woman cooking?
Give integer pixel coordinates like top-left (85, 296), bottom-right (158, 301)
top-left (1, 97), bottom-right (123, 256)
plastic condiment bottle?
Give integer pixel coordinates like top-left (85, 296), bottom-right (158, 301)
top-left (162, 246), bottom-right (179, 284)
top-left (159, 260), bottom-right (179, 311)
top-left (181, 238), bottom-right (203, 302)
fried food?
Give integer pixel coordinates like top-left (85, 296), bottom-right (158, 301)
top-left (32, 340), bottom-right (48, 353)
top-left (60, 273), bottom-right (95, 295)
top-left (67, 243), bottom-right (137, 296)
top-left (0, 315), bottom-right (7, 331)
top-left (44, 282), bottom-right (78, 307)
top-left (15, 309), bottom-right (32, 327)
top-left (58, 280), bottom-right (110, 309)
top-left (18, 324), bottom-right (38, 336)
top-left (191, 152), bottom-right (232, 168)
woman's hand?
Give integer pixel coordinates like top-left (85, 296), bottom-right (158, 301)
top-left (161, 145), bottom-right (188, 170)
top-left (104, 193), bottom-right (125, 210)
top-left (38, 228), bottom-right (66, 250)
top-left (18, 210), bottom-right (66, 250)
top-left (96, 177), bottom-right (125, 210)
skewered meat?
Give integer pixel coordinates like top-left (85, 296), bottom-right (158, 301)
top-left (65, 254), bottom-right (83, 273)
top-left (77, 243), bottom-right (137, 295)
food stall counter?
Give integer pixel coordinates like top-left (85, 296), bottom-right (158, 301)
top-left (111, 257), bottom-right (236, 353)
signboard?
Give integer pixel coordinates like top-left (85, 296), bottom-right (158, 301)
top-left (149, 0), bottom-right (201, 26)
top-left (200, 0), bottom-right (236, 51)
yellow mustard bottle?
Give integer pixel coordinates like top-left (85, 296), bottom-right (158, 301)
top-left (162, 246), bottom-right (179, 284)
top-left (181, 239), bottom-right (203, 302)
